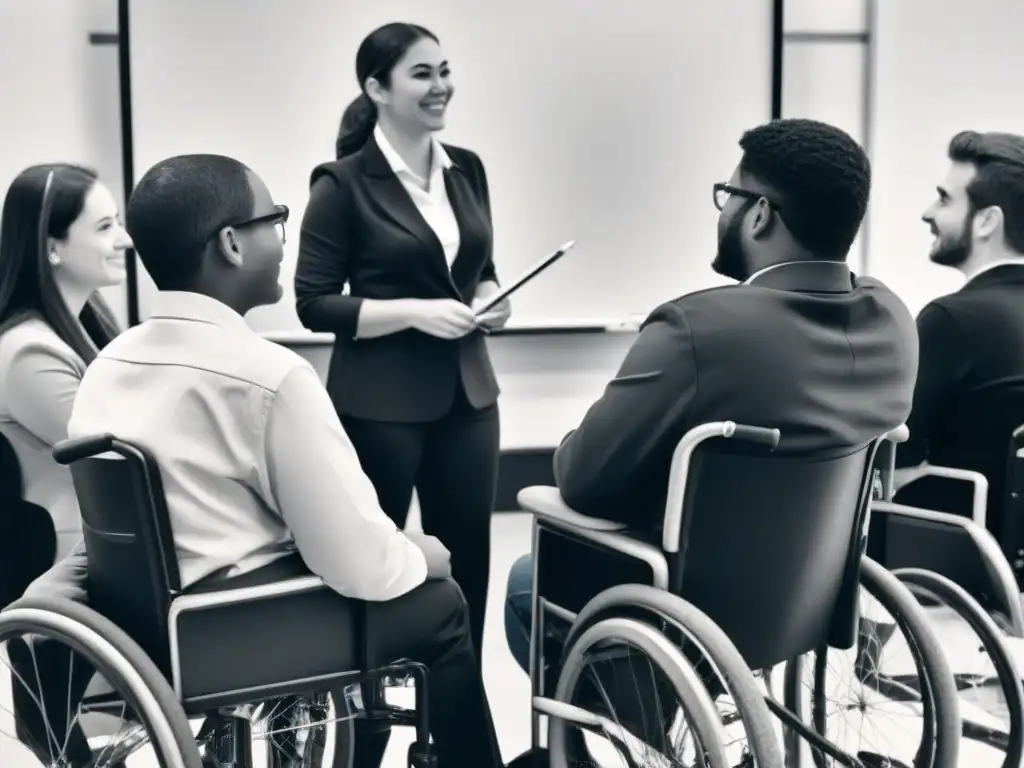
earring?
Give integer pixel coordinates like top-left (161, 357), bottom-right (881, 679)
top-left (48, 250), bottom-right (60, 267)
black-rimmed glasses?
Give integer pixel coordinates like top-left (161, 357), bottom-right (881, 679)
top-left (713, 182), bottom-right (773, 212)
top-left (218, 204), bottom-right (290, 244)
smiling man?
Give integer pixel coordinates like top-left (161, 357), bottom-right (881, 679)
top-left (895, 131), bottom-right (1024, 546)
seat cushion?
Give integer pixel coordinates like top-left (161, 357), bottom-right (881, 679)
top-left (172, 575), bottom-right (363, 711)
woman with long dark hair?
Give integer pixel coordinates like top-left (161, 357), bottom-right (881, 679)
top-left (295, 23), bottom-right (510, 666)
top-left (0, 163), bottom-right (132, 559)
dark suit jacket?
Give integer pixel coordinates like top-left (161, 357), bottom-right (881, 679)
top-left (294, 137), bottom-right (500, 422)
top-left (895, 263), bottom-right (1024, 540)
top-left (554, 260), bottom-right (919, 527)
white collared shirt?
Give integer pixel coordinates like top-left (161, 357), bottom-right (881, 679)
top-left (744, 260), bottom-right (846, 285)
top-left (374, 124), bottom-right (461, 267)
top-left (67, 291), bottom-right (427, 599)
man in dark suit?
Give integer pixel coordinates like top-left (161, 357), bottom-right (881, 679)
top-left (554, 118), bottom-right (918, 528)
top-left (894, 131), bottom-right (1024, 548)
top-left (501, 120), bottom-right (918, 761)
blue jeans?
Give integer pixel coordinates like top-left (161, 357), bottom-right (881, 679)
top-left (503, 554), bottom-right (534, 674)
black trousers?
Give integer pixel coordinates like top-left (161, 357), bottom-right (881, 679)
top-left (340, 386), bottom-right (500, 665)
top-left (11, 556), bottom-right (504, 768)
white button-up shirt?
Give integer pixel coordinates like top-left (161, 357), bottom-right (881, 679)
top-left (67, 291), bottom-right (427, 600)
top-left (374, 124), bottom-right (461, 267)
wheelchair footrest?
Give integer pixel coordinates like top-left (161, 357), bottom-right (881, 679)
top-left (366, 702), bottom-right (418, 728)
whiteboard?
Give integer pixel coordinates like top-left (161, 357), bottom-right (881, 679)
top-left (129, 0), bottom-right (773, 331)
top-left (870, 0), bottom-right (1024, 316)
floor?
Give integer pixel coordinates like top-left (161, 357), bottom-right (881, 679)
top-left (0, 512), bottom-right (1015, 766)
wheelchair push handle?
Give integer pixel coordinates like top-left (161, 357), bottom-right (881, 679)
top-left (52, 433), bottom-right (117, 465)
top-left (723, 422), bottom-right (781, 449)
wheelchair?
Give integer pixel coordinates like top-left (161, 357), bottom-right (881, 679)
top-left (0, 431), bottom-right (57, 609)
top-left (0, 434), bottom-right (437, 768)
top-left (516, 421), bottom-right (964, 768)
top-left (865, 428), bottom-right (1024, 767)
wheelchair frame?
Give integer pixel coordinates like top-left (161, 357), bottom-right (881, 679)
top-left (520, 420), bottom-right (962, 768)
top-left (871, 499), bottom-right (1024, 634)
top-left (33, 432), bottom-right (434, 767)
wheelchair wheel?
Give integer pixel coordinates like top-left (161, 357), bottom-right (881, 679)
top-left (783, 557), bottom-right (960, 768)
top-left (545, 615), bottom-right (732, 768)
top-left (558, 584), bottom-right (784, 768)
top-left (894, 567), bottom-right (1024, 768)
top-left (0, 595), bottom-right (202, 767)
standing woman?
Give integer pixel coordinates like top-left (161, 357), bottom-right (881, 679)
top-left (294, 22), bottom-right (510, 660)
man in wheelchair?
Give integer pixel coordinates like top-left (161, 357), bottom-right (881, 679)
top-left (504, 118), bottom-right (920, 726)
top-left (12, 154), bottom-right (506, 768)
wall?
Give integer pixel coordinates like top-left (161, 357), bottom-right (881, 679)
top-left (125, 0), bottom-right (774, 331)
top-left (2, 0), bottom-right (1012, 453)
top-left (870, 0), bottom-right (1024, 315)
top-left (780, 0), bottom-right (871, 274)
top-left (272, 0), bottom-right (885, 453)
top-left (0, 0), bottom-right (128, 326)
top-left (290, 330), bottom-right (637, 451)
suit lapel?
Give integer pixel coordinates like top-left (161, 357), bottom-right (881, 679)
top-left (443, 164), bottom-right (477, 281)
top-left (360, 140), bottom-right (443, 258)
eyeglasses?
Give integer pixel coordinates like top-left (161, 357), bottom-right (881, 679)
top-left (217, 204), bottom-right (290, 244)
top-left (713, 182), bottom-right (776, 212)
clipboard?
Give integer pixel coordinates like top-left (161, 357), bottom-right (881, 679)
top-left (474, 240), bottom-right (577, 317)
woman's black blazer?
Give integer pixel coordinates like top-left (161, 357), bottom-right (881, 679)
top-left (295, 136), bottom-right (500, 422)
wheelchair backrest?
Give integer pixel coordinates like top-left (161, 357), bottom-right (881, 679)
top-left (1002, 423), bottom-right (1024, 587)
top-left (54, 434), bottom-right (181, 677)
top-left (670, 436), bottom-right (880, 670)
top-left (0, 432), bottom-right (56, 609)
top-left (868, 501), bottom-right (1023, 627)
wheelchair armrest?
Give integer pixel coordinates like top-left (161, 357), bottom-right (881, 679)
top-left (873, 424), bottom-right (909, 502)
top-left (517, 486), bottom-right (627, 532)
top-left (872, 500), bottom-right (1024, 635)
top-left (912, 465), bottom-right (989, 528)
top-left (170, 575), bottom-right (327, 613)
top-left (882, 424), bottom-right (910, 444)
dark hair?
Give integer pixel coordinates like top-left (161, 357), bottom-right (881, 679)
top-left (948, 130), bottom-right (1024, 254)
top-left (126, 154), bottom-right (254, 291)
top-left (335, 23), bottom-right (439, 159)
top-left (738, 118), bottom-right (871, 259)
top-left (0, 164), bottom-right (120, 363)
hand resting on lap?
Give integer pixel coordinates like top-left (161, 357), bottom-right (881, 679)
top-left (405, 531), bottom-right (452, 580)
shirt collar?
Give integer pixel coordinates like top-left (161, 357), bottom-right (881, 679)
top-left (743, 260), bottom-right (853, 293)
top-left (744, 261), bottom-right (803, 285)
top-left (744, 260), bottom-right (851, 285)
top-left (148, 291), bottom-right (251, 334)
top-left (373, 124), bottom-right (452, 184)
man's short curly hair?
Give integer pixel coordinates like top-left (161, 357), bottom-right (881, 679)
top-left (738, 118), bottom-right (871, 260)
